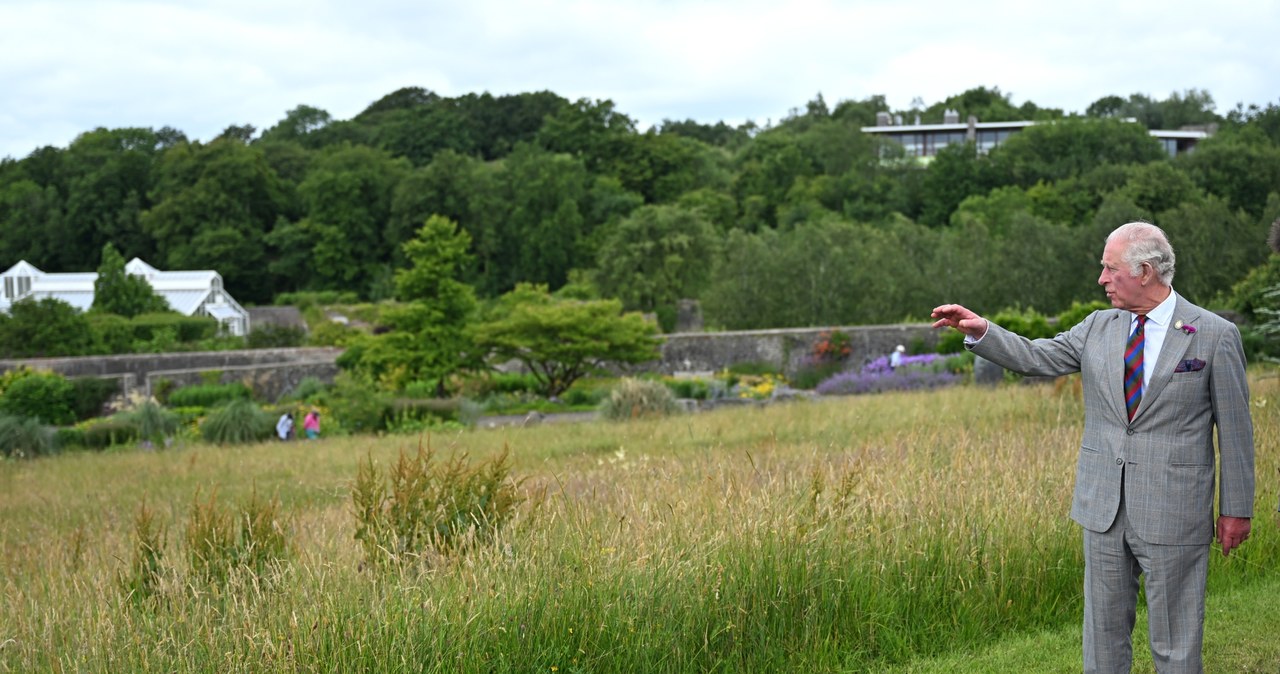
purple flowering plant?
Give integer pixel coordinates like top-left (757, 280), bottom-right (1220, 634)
top-left (814, 352), bottom-right (962, 396)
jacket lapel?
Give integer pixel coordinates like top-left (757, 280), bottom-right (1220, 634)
top-left (1104, 310), bottom-right (1131, 422)
top-left (1137, 294), bottom-right (1197, 418)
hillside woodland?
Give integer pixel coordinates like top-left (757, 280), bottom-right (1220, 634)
top-left (3, 86), bottom-right (1280, 370)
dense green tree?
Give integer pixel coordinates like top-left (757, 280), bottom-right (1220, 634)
top-left (703, 216), bottom-right (924, 329)
top-left (0, 298), bottom-right (94, 358)
top-left (1176, 125), bottom-right (1280, 219)
top-left (0, 180), bottom-right (64, 266)
top-left (468, 284), bottom-right (660, 397)
top-left (592, 204), bottom-right (719, 330)
top-left (339, 216), bottom-right (480, 393)
top-left (498, 143), bottom-right (592, 291)
top-left (386, 151), bottom-right (505, 284)
top-left (732, 131), bottom-right (817, 230)
top-left (91, 243), bottom-right (170, 317)
top-left (921, 86), bottom-right (1062, 124)
top-left (918, 142), bottom-right (994, 227)
top-left (258, 105), bottom-right (333, 145)
top-left (987, 118), bottom-right (1166, 187)
top-left (658, 118), bottom-right (753, 149)
top-left (49, 127), bottom-right (181, 270)
top-left (289, 143), bottom-right (412, 295)
top-left (142, 137), bottom-right (290, 303)
top-left (1155, 195), bottom-right (1265, 304)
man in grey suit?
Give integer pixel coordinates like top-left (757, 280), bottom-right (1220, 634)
top-left (931, 221), bottom-right (1254, 673)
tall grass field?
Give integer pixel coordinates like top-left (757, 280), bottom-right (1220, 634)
top-left (3, 374), bottom-right (1278, 672)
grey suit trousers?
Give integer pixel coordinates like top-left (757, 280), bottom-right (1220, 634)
top-left (1083, 480), bottom-right (1208, 674)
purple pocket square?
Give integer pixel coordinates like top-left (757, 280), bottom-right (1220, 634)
top-left (1174, 358), bottom-right (1205, 373)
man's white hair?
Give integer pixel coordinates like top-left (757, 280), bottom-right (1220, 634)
top-left (1107, 221), bottom-right (1176, 286)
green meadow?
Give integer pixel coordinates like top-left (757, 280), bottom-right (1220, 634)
top-left (3, 375), bottom-right (1278, 673)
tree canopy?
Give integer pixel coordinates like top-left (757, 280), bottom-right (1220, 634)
top-left (3, 85), bottom-right (1278, 336)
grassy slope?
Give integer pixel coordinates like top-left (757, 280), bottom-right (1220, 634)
top-left (886, 572), bottom-right (1280, 673)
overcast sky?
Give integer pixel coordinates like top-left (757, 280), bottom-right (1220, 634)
top-left (2, 0), bottom-right (1278, 161)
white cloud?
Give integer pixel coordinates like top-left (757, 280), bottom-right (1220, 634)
top-left (1, 0), bottom-right (1278, 159)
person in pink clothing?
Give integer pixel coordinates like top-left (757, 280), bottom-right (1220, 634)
top-left (302, 410), bottom-right (320, 440)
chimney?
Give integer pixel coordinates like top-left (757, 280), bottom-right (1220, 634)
top-left (875, 111), bottom-right (892, 126)
top-left (944, 108), bottom-right (959, 124)
top-left (893, 114), bottom-right (904, 126)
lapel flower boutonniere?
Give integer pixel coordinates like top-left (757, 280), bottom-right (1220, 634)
top-left (1174, 320), bottom-right (1196, 335)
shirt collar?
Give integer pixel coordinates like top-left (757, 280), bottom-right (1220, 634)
top-left (1135, 290), bottom-right (1176, 327)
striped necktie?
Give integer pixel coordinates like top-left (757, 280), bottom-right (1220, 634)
top-left (1123, 315), bottom-right (1147, 421)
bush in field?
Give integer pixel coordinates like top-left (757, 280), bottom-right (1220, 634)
top-left (182, 488), bottom-right (290, 586)
top-left (0, 413), bottom-right (55, 458)
top-left (168, 382), bottom-right (252, 408)
top-left (200, 399), bottom-right (274, 445)
top-left (121, 501), bottom-right (166, 601)
top-left (353, 444), bottom-right (521, 566)
top-left (0, 369), bottom-right (76, 425)
top-left (599, 377), bottom-right (681, 421)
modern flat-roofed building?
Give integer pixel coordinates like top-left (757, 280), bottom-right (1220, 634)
top-left (861, 110), bottom-right (1209, 161)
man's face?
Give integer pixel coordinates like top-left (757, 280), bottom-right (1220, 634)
top-left (1098, 239), bottom-right (1145, 311)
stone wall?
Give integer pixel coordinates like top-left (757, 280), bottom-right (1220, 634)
top-left (658, 323), bottom-right (939, 376)
top-left (0, 347), bottom-right (343, 401)
top-left (0, 325), bottom-right (940, 398)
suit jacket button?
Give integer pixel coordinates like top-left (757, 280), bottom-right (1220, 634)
top-left (1116, 458), bottom-right (1123, 465)
top-left (1126, 428), bottom-right (1135, 435)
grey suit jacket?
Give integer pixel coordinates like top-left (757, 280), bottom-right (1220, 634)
top-left (970, 293), bottom-right (1255, 544)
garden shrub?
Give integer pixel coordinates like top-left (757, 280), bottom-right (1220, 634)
top-left (281, 376), bottom-right (328, 403)
top-left (119, 401), bottom-right (180, 446)
top-left (561, 385), bottom-right (607, 406)
top-left (599, 378), bottom-right (681, 421)
top-left (54, 426), bottom-right (86, 449)
top-left (69, 377), bottom-right (120, 420)
top-left (385, 398), bottom-right (459, 433)
top-left (246, 324), bottom-right (306, 349)
top-left (168, 382), bottom-right (252, 408)
top-left (815, 353), bottom-right (961, 396)
top-left (131, 312), bottom-right (218, 343)
top-left (81, 418), bottom-right (140, 449)
top-left (1056, 300), bottom-right (1111, 331)
top-left (200, 399), bottom-right (274, 445)
top-left (0, 413), bottom-right (55, 458)
top-left (666, 378), bottom-right (711, 400)
top-left (87, 313), bottom-right (136, 355)
top-left (990, 307), bottom-right (1054, 340)
top-left (273, 290), bottom-right (359, 309)
top-left (326, 374), bottom-right (392, 434)
top-left (0, 370), bottom-right (76, 425)
top-left (726, 361), bottom-right (779, 377)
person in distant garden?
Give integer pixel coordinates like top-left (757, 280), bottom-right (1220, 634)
top-left (931, 221), bottom-right (1255, 674)
top-left (303, 410), bottom-right (320, 440)
top-left (889, 344), bottom-right (905, 370)
top-left (275, 412), bottom-right (294, 441)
